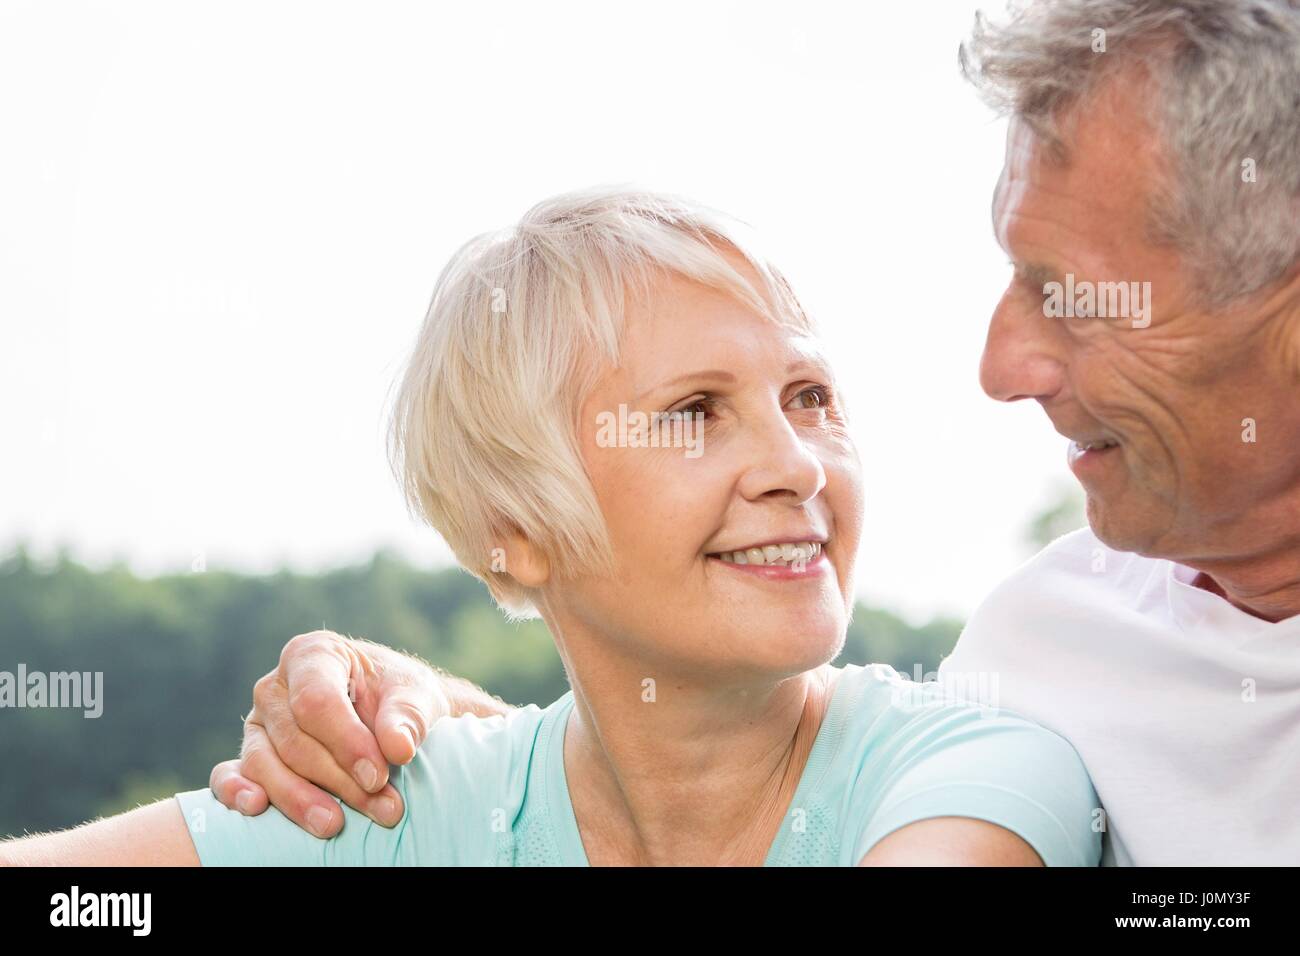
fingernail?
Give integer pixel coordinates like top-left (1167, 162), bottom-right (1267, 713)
top-left (305, 806), bottom-right (333, 838)
top-left (353, 758), bottom-right (379, 791)
top-left (400, 724), bottom-right (418, 752)
top-left (375, 795), bottom-right (400, 826)
top-left (235, 789), bottom-right (255, 814)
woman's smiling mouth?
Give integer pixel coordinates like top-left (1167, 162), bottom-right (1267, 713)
top-left (706, 540), bottom-right (829, 578)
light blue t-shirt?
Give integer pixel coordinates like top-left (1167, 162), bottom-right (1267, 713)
top-left (175, 662), bottom-right (1102, 866)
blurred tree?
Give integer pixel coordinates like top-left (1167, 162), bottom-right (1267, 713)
top-left (0, 545), bottom-right (960, 836)
top-left (1023, 481), bottom-right (1087, 553)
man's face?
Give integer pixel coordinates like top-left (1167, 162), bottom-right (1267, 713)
top-left (981, 75), bottom-right (1300, 563)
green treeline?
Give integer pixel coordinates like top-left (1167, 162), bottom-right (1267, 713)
top-left (0, 547), bottom-right (960, 837)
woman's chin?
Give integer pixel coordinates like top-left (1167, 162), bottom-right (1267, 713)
top-left (712, 613), bottom-right (845, 677)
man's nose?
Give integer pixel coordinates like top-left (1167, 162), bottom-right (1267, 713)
top-left (979, 288), bottom-right (1067, 403)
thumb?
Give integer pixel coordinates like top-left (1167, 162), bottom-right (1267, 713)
top-left (373, 681), bottom-right (442, 765)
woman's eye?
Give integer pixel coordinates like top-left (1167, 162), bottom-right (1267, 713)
top-left (789, 386), bottom-right (830, 410)
top-left (673, 397), bottom-right (713, 418)
top-left (666, 388), bottom-right (830, 419)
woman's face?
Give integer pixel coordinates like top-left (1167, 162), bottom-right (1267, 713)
top-left (551, 259), bottom-right (864, 683)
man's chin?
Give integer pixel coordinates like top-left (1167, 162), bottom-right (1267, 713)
top-left (1084, 495), bottom-right (1168, 557)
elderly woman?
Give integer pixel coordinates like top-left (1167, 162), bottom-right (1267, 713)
top-left (0, 188), bottom-right (1100, 866)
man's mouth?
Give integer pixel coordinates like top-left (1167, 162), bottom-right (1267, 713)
top-left (707, 540), bottom-right (824, 568)
top-left (1068, 437), bottom-right (1121, 469)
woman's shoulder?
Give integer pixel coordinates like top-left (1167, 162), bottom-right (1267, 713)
top-left (823, 661), bottom-right (1102, 866)
top-left (409, 695), bottom-right (562, 799)
top-left (828, 660), bottom-right (1091, 779)
top-left (831, 660), bottom-right (1038, 729)
top-left (383, 694), bottom-right (567, 863)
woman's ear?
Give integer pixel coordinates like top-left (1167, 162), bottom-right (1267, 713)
top-left (499, 530), bottom-right (551, 589)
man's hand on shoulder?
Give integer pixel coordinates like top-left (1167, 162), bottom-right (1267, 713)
top-left (208, 629), bottom-right (512, 838)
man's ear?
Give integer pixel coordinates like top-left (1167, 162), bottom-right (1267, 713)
top-left (499, 530), bottom-right (551, 589)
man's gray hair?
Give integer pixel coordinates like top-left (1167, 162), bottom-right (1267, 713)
top-left (961, 0), bottom-right (1300, 307)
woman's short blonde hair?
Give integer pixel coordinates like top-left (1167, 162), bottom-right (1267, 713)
top-left (387, 185), bottom-right (814, 619)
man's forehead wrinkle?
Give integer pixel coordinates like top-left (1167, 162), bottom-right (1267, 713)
top-left (1011, 99), bottom-right (1156, 213)
top-left (993, 154), bottom-right (1036, 252)
top-left (1012, 135), bottom-right (1132, 215)
top-left (998, 142), bottom-right (1153, 283)
top-left (1002, 207), bottom-right (1119, 286)
top-left (998, 181), bottom-right (1107, 259)
top-left (991, 166), bottom-right (1008, 250)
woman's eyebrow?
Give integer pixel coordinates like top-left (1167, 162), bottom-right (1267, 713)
top-left (786, 357), bottom-right (831, 379)
top-left (634, 359), bottom-right (833, 404)
top-left (635, 369), bottom-right (737, 403)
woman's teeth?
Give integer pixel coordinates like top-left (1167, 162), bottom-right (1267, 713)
top-left (713, 541), bottom-right (822, 567)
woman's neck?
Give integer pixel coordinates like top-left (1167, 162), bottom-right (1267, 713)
top-left (560, 654), bottom-right (838, 867)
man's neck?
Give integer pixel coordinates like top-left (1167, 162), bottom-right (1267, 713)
top-left (1185, 540), bottom-right (1300, 623)
top-left (560, 651), bottom-right (836, 867)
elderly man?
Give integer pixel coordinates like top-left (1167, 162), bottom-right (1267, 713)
top-left (208, 0), bottom-right (1299, 865)
top-left (939, 0), bottom-right (1300, 865)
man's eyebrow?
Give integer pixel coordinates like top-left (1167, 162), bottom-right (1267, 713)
top-left (1012, 260), bottom-right (1060, 289)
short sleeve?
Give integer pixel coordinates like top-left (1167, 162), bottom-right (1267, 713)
top-left (176, 702), bottom-right (548, 866)
top-left (174, 785), bottom-right (404, 866)
top-left (851, 702), bottom-right (1102, 867)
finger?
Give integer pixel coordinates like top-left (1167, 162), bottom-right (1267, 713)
top-left (279, 639), bottom-right (390, 793)
top-left (210, 759), bottom-right (269, 815)
top-left (262, 691), bottom-right (405, 825)
top-left (374, 680), bottom-right (440, 765)
top-left (239, 720), bottom-right (346, 838)
top-left (259, 669), bottom-right (387, 794)
top-left (247, 709), bottom-right (405, 829)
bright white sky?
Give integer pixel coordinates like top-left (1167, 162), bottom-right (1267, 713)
top-left (0, 0), bottom-right (1080, 623)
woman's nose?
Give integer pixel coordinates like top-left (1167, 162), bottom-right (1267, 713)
top-left (735, 410), bottom-right (826, 505)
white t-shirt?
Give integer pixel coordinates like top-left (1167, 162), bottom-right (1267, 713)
top-left (938, 527), bottom-right (1300, 866)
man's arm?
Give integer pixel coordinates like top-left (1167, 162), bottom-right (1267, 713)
top-left (430, 662), bottom-right (517, 719)
top-left (209, 630), bottom-right (516, 838)
top-left (0, 799), bottom-right (199, 867)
